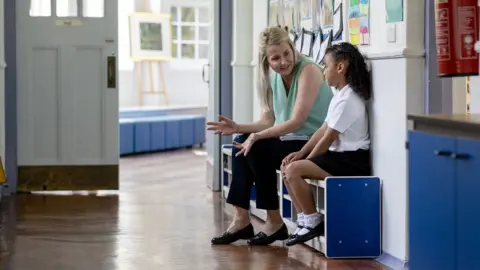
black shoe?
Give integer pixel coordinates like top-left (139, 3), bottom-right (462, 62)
top-left (247, 224), bottom-right (289, 246)
top-left (211, 224), bottom-right (255, 245)
top-left (286, 221), bottom-right (324, 246)
top-left (287, 225), bottom-right (304, 240)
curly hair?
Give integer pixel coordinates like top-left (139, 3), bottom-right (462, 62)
top-left (325, 42), bottom-right (371, 100)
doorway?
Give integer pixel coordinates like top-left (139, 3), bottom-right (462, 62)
top-left (6, 0), bottom-right (118, 193)
top-left (4, 0), bottom-right (224, 194)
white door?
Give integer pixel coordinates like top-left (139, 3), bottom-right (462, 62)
top-left (16, 0), bottom-right (118, 190)
top-left (205, 0), bottom-right (221, 191)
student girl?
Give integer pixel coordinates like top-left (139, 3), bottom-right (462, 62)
top-left (280, 42), bottom-right (372, 246)
top-left (207, 27), bottom-right (333, 245)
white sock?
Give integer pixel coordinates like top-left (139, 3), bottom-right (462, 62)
top-left (294, 213), bottom-right (304, 235)
top-left (298, 212), bottom-right (322, 236)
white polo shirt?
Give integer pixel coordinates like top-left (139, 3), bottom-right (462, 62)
top-left (325, 85), bottom-right (370, 152)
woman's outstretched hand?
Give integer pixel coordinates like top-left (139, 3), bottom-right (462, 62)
top-left (233, 133), bottom-right (258, 156)
top-left (206, 115), bottom-right (238, 135)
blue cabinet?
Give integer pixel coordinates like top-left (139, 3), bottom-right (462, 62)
top-left (455, 138), bottom-right (480, 270)
top-left (408, 131), bottom-right (480, 270)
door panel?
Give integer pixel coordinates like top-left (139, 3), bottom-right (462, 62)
top-left (31, 47), bottom-right (59, 163)
top-left (408, 131), bottom-right (456, 270)
top-left (16, 0), bottom-right (118, 191)
top-left (455, 138), bottom-right (480, 270)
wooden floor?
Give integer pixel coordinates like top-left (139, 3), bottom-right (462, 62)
top-left (0, 149), bottom-right (387, 270)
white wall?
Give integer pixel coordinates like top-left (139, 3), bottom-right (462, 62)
top-left (119, 0), bottom-right (209, 108)
top-left (469, 76), bottom-right (480, 113)
top-left (249, 0), bottom-right (426, 262)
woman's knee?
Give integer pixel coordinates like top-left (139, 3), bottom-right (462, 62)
top-left (245, 138), bottom-right (276, 159)
top-left (232, 134), bottom-right (250, 156)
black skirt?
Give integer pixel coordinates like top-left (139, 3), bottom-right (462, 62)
top-left (308, 149), bottom-right (372, 176)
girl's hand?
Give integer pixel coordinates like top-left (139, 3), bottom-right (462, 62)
top-left (282, 151), bottom-right (302, 167)
top-left (233, 133), bottom-right (258, 156)
top-left (206, 115), bottom-right (239, 135)
top-left (280, 151), bottom-right (305, 177)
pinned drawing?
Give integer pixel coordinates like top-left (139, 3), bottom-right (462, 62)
top-left (348, 0), bottom-right (370, 45)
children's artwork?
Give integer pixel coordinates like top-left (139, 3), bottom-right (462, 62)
top-left (301, 0), bottom-right (312, 20)
top-left (311, 33), bottom-right (323, 62)
top-left (284, 0), bottom-right (295, 31)
top-left (300, 0), bottom-right (313, 29)
top-left (129, 13), bottom-right (172, 61)
top-left (333, 3), bottom-right (343, 40)
top-left (301, 30), bottom-right (314, 56)
top-left (317, 30), bottom-right (333, 65)
top-left (386, 0), bottom-right (403, 23)
top-left (348, 0), bottom-right (370, 45)
top-left (320, 0), bottom-right (334, 30)
top-left (268, 0), bottom-right (279, 26)
top-left (295, 33), bottom-right (304, 52)
top-left (334, 0), bottom-right (342, 10)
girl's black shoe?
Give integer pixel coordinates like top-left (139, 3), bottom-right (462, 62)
top-left (285, 221), bottom-right (324, 246)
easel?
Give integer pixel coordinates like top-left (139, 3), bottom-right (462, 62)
top-left (136, 60), bottom-right (169, 106)
top-left (136, 0), bottom-right (169, 106)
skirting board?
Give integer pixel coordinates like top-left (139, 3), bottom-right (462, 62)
top-left (376, 252), bottom-right (409, 270)
top-left (17, 165), bottom-right (119, 191)
top-left (206, 159), bottom-right (220, 192)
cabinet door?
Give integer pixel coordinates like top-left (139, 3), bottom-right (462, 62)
top-left (408, 131), bottom-right (456, 270)
top-left (455, 138), bottom-right (480, 270)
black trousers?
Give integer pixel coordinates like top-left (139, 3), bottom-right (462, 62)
top-left (226, 134), bottom-right (306, 210)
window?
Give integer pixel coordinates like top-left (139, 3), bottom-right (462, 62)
top-left (29, 0), bottom-right (104, 17)
top-left (171, 6), bottom-right (210, 60)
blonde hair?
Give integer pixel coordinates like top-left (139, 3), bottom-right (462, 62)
top-left (257, 27), bottom-right (303, 112)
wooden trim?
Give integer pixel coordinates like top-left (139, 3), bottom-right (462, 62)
top-left (17, 165), bottom-right (119, 191)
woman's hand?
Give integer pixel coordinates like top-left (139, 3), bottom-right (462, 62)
top-left (233, 133), bottom-right (258, 156)
top-left (207, 115), bottom-right (239, 135)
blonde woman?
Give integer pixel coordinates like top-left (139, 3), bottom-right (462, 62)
top-left (207, 27), bottom-right (333, 245)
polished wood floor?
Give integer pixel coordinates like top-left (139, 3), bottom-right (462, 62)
top-left (0, 149), bottom-right (387, 270)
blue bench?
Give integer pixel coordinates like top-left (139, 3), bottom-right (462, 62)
top-left (221, 144), bottom-right (382, 258)
top-left (119, 110), bottom-right (206, 156)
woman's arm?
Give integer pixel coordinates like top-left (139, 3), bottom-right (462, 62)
top-left (255, 64), bottom-right (324, 140)
top-left (236, 110), bottom-right (275, 133)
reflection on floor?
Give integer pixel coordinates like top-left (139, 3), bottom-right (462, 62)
top-left (0, 149), bottom-right (386, 270)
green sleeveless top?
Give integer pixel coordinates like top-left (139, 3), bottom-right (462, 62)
top-left (270, 57), bottom-right (333, 136)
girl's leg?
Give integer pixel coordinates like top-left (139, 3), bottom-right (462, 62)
top-left (284, 159), bottom-right (330, 245)
top-left (285, 159), bottom-right (330, 214)
top-left (282, 179), bottom-right (305, 234)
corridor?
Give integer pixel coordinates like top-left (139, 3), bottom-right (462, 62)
top-left (0, 150), bottom-right (385, 269)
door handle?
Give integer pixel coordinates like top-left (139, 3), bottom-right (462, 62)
top-left (434, 150), bottom-right (452, 157)
top-left (451, 153), bottom-right (471, 160)
top-left (202, 64), bottom-right (210, 84)
top-left (107, 55), bottom-right (116, 88)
